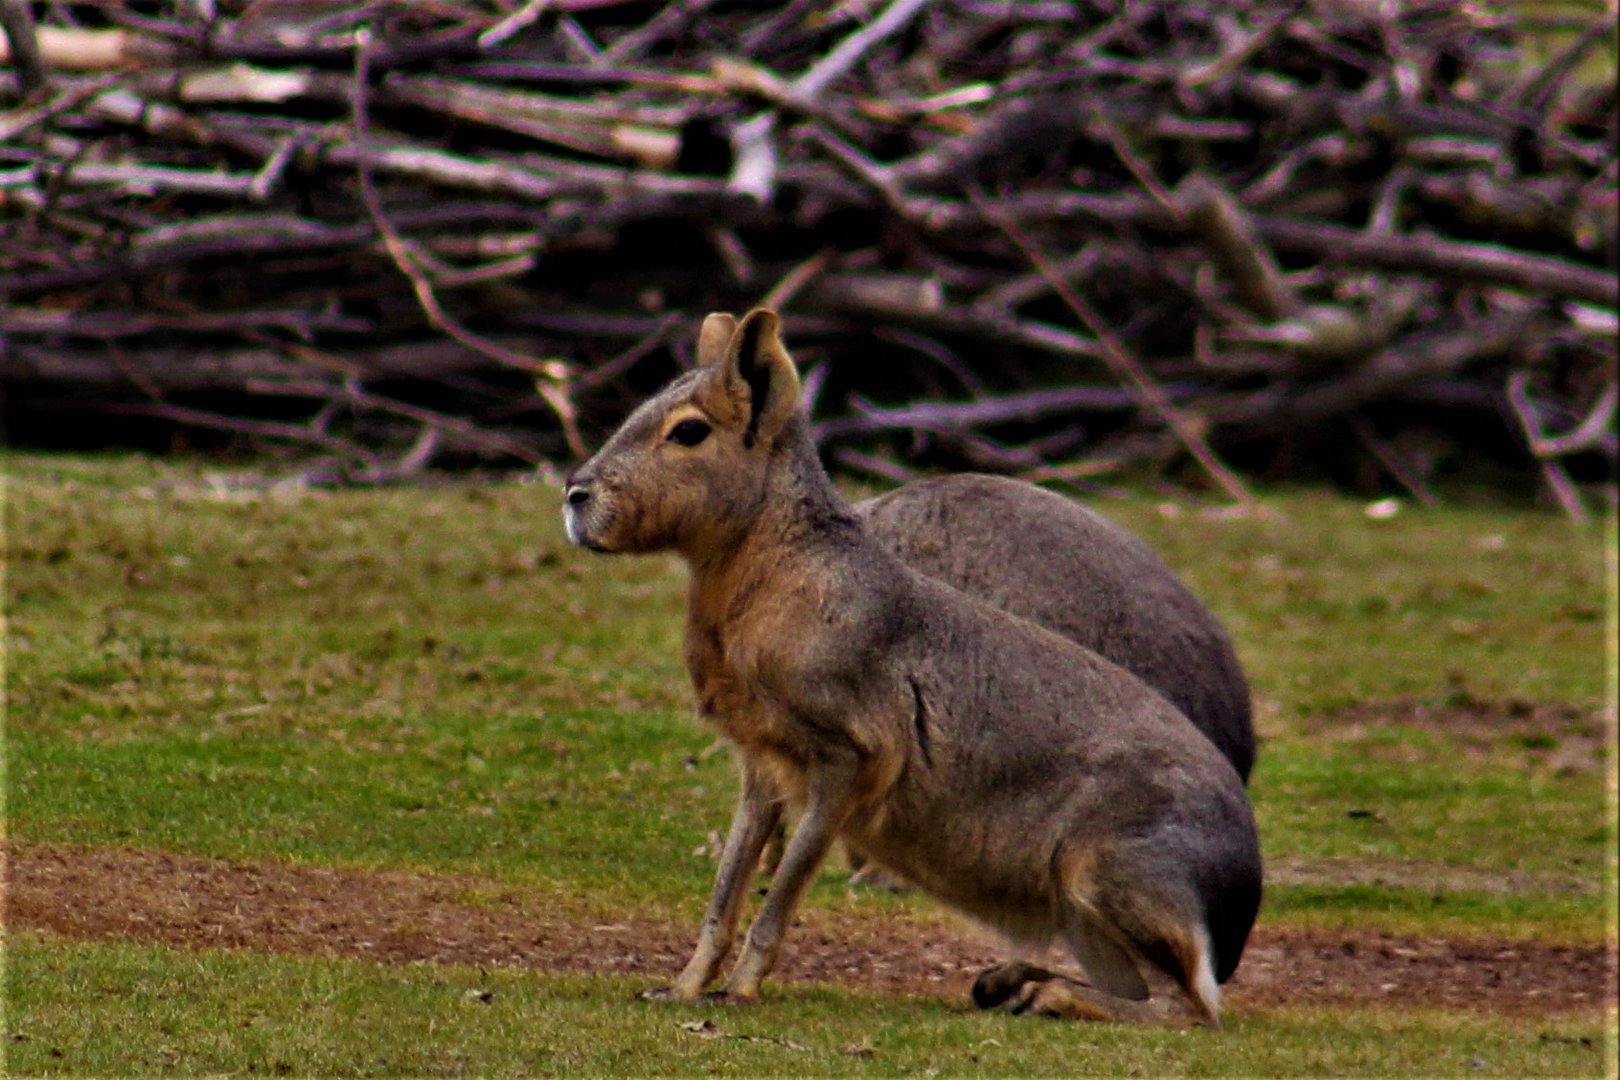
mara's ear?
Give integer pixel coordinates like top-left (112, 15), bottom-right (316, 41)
top-left (695, 312), bottom-right (737, 367)
top-left (722, 308), bottom-right (802, 448)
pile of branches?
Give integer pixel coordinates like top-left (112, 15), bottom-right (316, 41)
top-left (2, 0), bottom-right (1615, 510)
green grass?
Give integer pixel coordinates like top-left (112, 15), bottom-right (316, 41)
top-left (7, 933), bottom-right (1610, 1078)
top-left (4, 452), bottom-right (1616, 1075)
top-left (1259, 733), bottom-right (1607, 878)
top-left (6, 713), bottom-right (728, 915)
top-left (1106, 490), bottom-right (1611, 713)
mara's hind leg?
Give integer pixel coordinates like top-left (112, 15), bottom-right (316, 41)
top-left (996, 910), bottom-right (1209, 1026)
top-left (1073, 841), bottom-right (1227, 1026)
top-left (1063, 905), bottom-right (1149, 1001)
top-left (972, 912), bottom-right (1158, 1024)
top-left (972, 914), bottom-right (1219, 1026)
top-left (1033, 847), bottom-right (1225, 1027)
top-left (1076, 899), bottom-right (1224, 1027)
top-left (1005, 906), bottom-right (1169, 1024)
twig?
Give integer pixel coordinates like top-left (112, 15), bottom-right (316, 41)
top-left (1093, 106), bottom-right (1182, 221)
top-left (1256, 218), bottom-right (1618, 309)
top-left (0, 76), bottom-right (123, 141)
top-left (1178, 173), bottom-right (1298, 321)
top-left (349, 28), bottom-right (584, 458)
top-left (599, 0), bottom-right (718, 63)
top-left (104, 339), bottom-right (164, 401)
top-left (575, 315), bottom-right (684, 390)
top-left (324, 141), bottom-right (568, 201)
top-left (793, 0), bottom-right (936, 100)
top-left (479, 0), bottom-right (552, 51)
top-left (872, 328), bottom-right (988, 397)
top-left (829, 384), bottom-right (1154, 437)
top-left (240, 377), bottom-right (547, 464)
top-left (1180, 3), bottom-right (1299, 89)
top-left (830, 447), bottom-right (916, 484)
top-left (800, 124), bottom-right (915, 220)
top-left (1, 0), bottom-right (52, 94)
top-left (1349, 414), bottom-right (1437, 507)
top-left (977, 248), bottom-right (1107, 313)
top-left (557, 16), bottom-right (603, 63)
top-left (248, 136), bottom-right (299, 201)
top-left (0, 206), bottom-right (556, 297)
top-left (391, 423), bottom-right (442, 476)
top-left (1509, 11), bottom-right (1620, 114)
top-left (0, 308), bottom-right (365, 338)
top-left (1019, 454), bottom-right (1130, 484)
top-left (87, 88), bottom-right (276, 158)
top-left (1217, 311), bottom-right (1537, 433)
top-left (704, 225), bottom-right (754, 285)
top-left (106, 401), bottom-right (383, 469)
top-left (759, 249), bottom-right (835, 311)
top-left (1505, 377), bottom-right (1590, 522)
top-left (977, 191), bottom-right (1257, 506)
top-left (1507, 372), bottom-right (1619, 459)
top-left (1, 161), bottom-right (263, 198)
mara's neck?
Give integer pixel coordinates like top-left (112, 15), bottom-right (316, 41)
top-left (684, 418), bottom-right (857, 597)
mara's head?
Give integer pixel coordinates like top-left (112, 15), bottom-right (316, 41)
top-left (563, 307), bottom-right (803, 558)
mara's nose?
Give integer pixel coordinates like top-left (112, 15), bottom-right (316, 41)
top-left (566, 485), bottom-right (590, 507)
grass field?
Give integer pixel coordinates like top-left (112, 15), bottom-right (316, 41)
top-left (3, 451), bottom-right (1615, 1076)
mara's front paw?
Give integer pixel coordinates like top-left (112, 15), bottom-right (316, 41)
top-left (640, 985), bottom-right (757, 1005)
top-left (710, 980), bottom-right (761, 1005)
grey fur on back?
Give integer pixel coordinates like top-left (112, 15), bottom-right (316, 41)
top-left (857, 474), bottom-right (1255, 781)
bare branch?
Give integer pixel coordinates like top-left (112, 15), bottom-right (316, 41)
top-left (978, 192), bottom-right (1257, 507)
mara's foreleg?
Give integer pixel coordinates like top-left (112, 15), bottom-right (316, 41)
top-left (649, 763), bottom-right (782, 1001)
top-left (721, 758), bottom-right (861, 1000)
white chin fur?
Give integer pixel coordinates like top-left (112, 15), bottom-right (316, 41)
top-left (563, 506), bottom-right (582, 547)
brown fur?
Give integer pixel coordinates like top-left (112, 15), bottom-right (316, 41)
top-left (563, 310), bottom-right (1262, 1024)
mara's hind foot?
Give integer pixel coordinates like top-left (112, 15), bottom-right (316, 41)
top-left (1007, 975), bottom-right (1183, 1025)
top-left (970, 961), bottom-right (1061, 1010)
top-left (973, 963), bottom-right (1216, 1027)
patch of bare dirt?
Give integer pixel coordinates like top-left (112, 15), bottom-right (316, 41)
top-left (1308, 697), bottom-right (1612, 775)
top-left (1264, 855), bottom-right (1600, 899)
top-left (5, 843), bottom-right (1615, 1017)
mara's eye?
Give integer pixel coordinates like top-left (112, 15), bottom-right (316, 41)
top-left (667, 418), bottom-right (711, 447)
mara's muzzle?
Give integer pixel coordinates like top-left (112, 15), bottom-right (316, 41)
top-left (562, 480), bottom-right (597, 549)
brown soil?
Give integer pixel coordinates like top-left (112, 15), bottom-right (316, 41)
top-left (1306, 697), bottom-right (1611, 776)
top-left (7, 843), bottom-right (1615, 1017)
